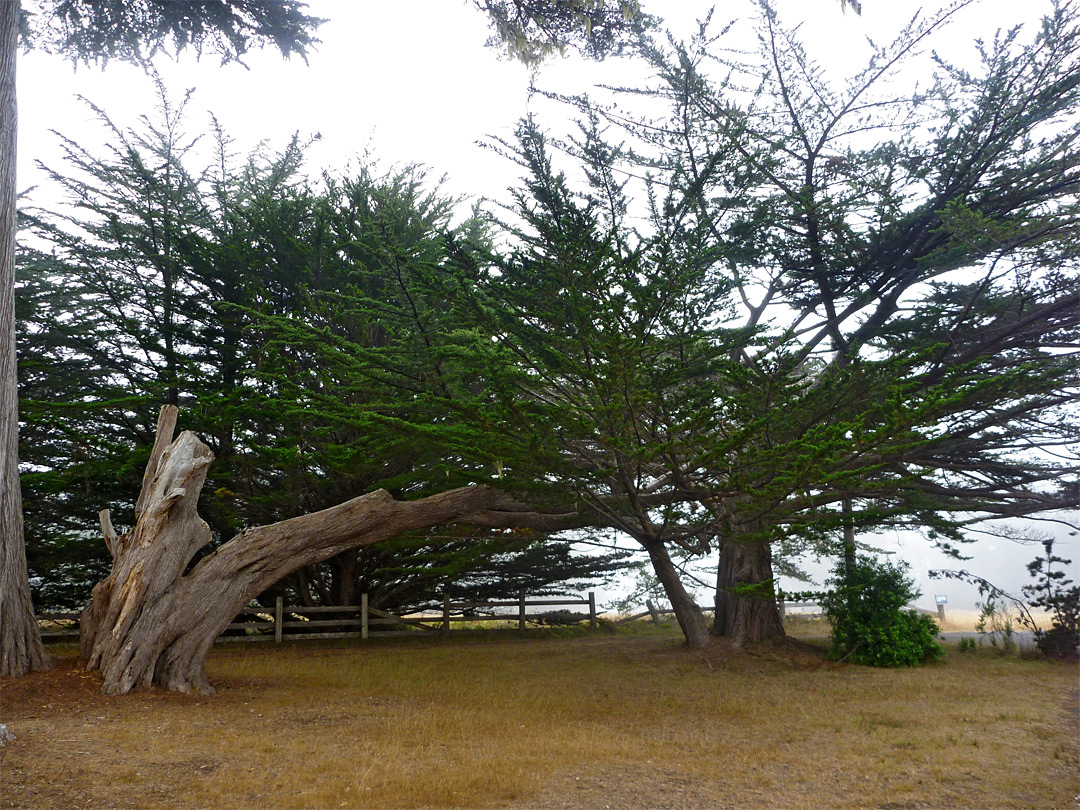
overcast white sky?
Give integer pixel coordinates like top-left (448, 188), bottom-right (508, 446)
top-left (15, 0), bottom-right (1078, 613)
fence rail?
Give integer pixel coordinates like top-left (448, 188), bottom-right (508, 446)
top-left (37, 591), bottom-right (598, 645)
top-left (39, 591), bottom-right (945, 643)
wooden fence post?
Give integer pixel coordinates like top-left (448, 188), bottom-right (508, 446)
top-left (588, 591), bottom-right (597, 628)
top-left (361, 593), bottom-right (369, 640)
top-left (274, 595), bottom-right (283, 644)
top-left (937, 604), bottom-right (946, 623)
top-left (646, 599), bottom-right (661, 624)
top-left (779, 598), bottom-right (786, 622)
top-left (442, 593), bottom-right (451, 637)
top-left (519, 590), bottom-right (527, 630)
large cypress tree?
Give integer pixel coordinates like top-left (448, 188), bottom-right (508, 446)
top-left (551, 0), bottom-right (1080, 642)
top-left (4, 0), bottom-right (662, 676)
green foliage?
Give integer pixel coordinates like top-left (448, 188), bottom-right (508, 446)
top-left (538, 0), bottom-right (1080, 635)
top-left (458, 116), bottom-right (752, 627)
top-left (932, 536), bottom-right (1078, 661)
top-left (18, 90), bottom-right (626, 612)
top-left (533, 609), bottom-right (586, 626)
top-left (583, 1), bottom-right (1080, 546)
top-left (20, 0), bottom-right (322, 65)
top-left (474, 0), bottom-right (648, 64)
top-left (1023, 539), bottom-right (1079, 660)
top-left (957, 637), bottom-right (977, 652)
top-left (820, 557), bottom-right (942, 667)
top-left (775, 586), bottom-right (830, 603)
top-left (481, 117), bottom-right (746, 522)
top-left (16, 1), bottom-right (1080, 636)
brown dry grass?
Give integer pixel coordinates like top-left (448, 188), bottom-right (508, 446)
top-left (1, 628), bottom-right (1076, 809)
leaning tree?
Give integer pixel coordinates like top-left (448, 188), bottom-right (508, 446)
top-left (451, 117), bottom-right (746, 648)
top-left (81, 405), bottom-right (588, 694)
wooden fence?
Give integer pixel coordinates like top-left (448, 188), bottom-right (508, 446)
top-left (37, 591), bottom-right (598, 645)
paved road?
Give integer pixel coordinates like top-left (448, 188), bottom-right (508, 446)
top-left (938, 630), bottom-right (1037, 648)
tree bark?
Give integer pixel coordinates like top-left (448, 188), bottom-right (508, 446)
top-left (712, 523), bottom-right (785, 645)
top-left (841, 497), bottom-right (856, 571)
top-left (82, 405), bottom-right (577, 695)
top-left (643, 538), bottom-right (710, 649)
top-left (0, 0), bottom-right (49, 679)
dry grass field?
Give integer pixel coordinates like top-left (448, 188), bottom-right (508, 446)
top-left (1, 625), bottom-right (1077, 809)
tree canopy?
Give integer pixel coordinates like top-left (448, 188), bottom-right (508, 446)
top-left (6, 0), bottom-right (1078, 688)
top-left (417, 0), bottom-right (1078, 645)
top-left (19, 0), bottom-right (322, 64)
top-left (18, 91), bottom-right (626, 616)
top-left (473, 0), bottom-right (648, 64)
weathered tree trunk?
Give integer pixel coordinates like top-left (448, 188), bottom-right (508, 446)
top-left (0, 0), bottom-right (49, 679)
top-left (643, 539), bottom-right (710, 649)
top-left (712, 523), bottom-right (785, 645)
top-left (841, 497), bottom-right (856, 572)
top-left (83, 405), bottom-right (574, 695)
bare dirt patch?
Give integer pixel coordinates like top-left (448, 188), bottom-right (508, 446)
top-left (2, 631), bottom-right (1077, 809)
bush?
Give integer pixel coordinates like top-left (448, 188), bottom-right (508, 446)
top-left (820, 556), bottom-right (943, 667)
top-left (534, 609), bottom-right (586, 627)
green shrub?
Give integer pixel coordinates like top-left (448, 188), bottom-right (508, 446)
top-left (534, 609), bottom-right (585, 627)
top-left (820, 556), bottom-right (943, 667)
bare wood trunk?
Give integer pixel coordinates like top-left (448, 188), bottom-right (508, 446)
top-left (82, 406), bottom-right (574, 695)
top-left (643, 539), bottom-right (710, 649)
top-left (712, 524), bottom-right (785, 645)
top-left (0, 0), bottom-right (48, 679)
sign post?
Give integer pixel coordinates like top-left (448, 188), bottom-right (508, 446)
top-left (935, 594), bottom-right (948, 623)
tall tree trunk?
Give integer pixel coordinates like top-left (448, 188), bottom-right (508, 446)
top-left (82, 405), bottom-right (576, 695)
top-left (643, 538), bottom-right (710, 649)
top-left (841, 497), bottom-right (856, 571)
top-left (0, 0), bottom-right (48, 679)
top-left (712, 522), bottom-right (785, 645)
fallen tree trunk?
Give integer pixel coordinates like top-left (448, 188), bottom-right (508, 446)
top-left (82, 406), bottom-right (578, 695)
